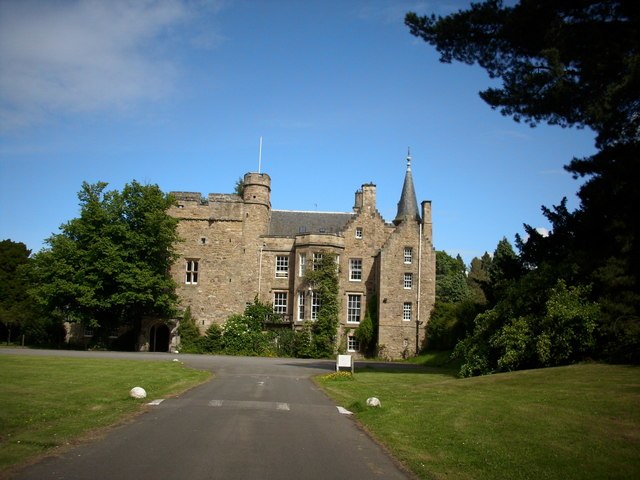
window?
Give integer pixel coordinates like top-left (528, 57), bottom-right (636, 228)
top-left (299, 254), bottom-right (306, 276)
top-left (275, 256), bottom-right (289, 278)
top-left (355, 227), bottom-right (363, 239)
top-left (273, 292), bottom-right (288, 315)
top-left (311, 291), bottom-right (321, 320)
top-left (349, 258), bottom-right (362, 281)
top-left (347, 335), bottom-right (360, 352)
top-left (297, 292), bottom-right (305, 321)
top-left (347, 294), bottom-right (361, 323)
top-left (185, 260), bottom-right (199, 284)
top-left (403, 302), bottom-right (412, 321)
top-left (313, 252), bottom-right (324, 271)
top-left (404, 272), bottom-right (413, 289)
top-left (404, 247), bottom-right (413, 264)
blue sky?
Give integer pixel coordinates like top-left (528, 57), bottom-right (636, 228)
top-left (0, 0), bottom-right (596, 265)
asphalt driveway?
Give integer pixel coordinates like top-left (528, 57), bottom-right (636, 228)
top-left (2, 350), bottom-right (410, 480)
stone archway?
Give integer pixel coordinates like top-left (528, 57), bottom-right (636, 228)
top-left (149, 323), bottom-right (170, 352)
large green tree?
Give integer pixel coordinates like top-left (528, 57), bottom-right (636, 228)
top-left (29, 181), bottom-right (180, 346)
top-left (406, 0), bottom-right (638, 148)
top-left (435, 251), bottom-right (471, 303)
top-left (407, 0), bottom-right (640, 366)
top-left (0, 240), bottom-right (32, 343)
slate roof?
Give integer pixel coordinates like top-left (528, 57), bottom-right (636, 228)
top-left (268, 210), bottom-right (354, 237)
top-left (394, 159), bottom-right (421, 225)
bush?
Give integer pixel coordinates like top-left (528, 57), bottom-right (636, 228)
top-left (202, 323), bottom-right (223, 353)
top-left (177, 307), bottom-right (204, 353)
top-left (221, 314), bottom-right (269, 356)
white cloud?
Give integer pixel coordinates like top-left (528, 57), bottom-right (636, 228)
top-left (0, 0), bottom-right (222, 130)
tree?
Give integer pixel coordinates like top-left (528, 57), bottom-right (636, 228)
top-left (486, 237), bottom-right (523, 304)
top-left (0, 240), bottom-right (32, 343)
top-left (435, 251), bottom-right (471, 303)
top-left (405, 0), bottom-right (639, 149)
top-left (234, 177), bottom-right (245, 196)
top-left (406, 1), bottom-right (640, 365)
top-left (467, 252), bottom-right (492, 304)
top-left (29, 181), bottom-right (179, 347)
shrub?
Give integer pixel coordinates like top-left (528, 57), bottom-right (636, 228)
top-left (221, 314), bottom-right (269, 356)
top-left (177, 307), bottom-right (204, 353)
top-left (202, 323), bottom-right (223, 353)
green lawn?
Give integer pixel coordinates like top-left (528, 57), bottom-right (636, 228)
top-left (317, 363), bottom-right (640, 480)
top-left (0, 356), bottom-right (211, 473)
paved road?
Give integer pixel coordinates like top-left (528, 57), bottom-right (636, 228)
top-left (2, 350), bottom-right (410, 480)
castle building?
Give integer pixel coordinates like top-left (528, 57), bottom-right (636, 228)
top-left (165, 155), bottom-right (436, 359)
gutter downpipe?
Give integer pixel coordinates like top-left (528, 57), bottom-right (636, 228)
top-left (416, 222), bottom-right (423, 355)
top-left (258, 244), bottom-right (264, 300)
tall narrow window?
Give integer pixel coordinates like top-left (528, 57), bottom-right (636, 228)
top-left (185, 260), bottom-right (199, 284)
top-left (347, 294), bottom-right (361, 323)
top-left (299, 254), bottom-right (306, 277)
top-left (349, 258), bottom-right (362, 281)
top-left (297, 292), bottom-right (305, 321)
top-left (404, 247), bottom-right (413, 264)
top-left (404, 273), bottom-right (413, 289)
top-left (273, 292), bottom-right (288, 315)
top-left (311, 291), bottom-right (321, 320)
top-left (355, 227), bottom-right (363, 239)
top-left (403, 302), bottom-right (412, 321)
top-left (275, 256), bottom-right (289, 278)
top-left (313, 252), bottom-right (323, 271)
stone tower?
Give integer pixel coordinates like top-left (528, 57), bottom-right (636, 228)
top-left (241, 172), bottom-right (272, 298)
top-left (377, 151), bottom-right (436, 358)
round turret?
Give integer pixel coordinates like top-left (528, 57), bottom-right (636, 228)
top-left (243, 172), bottom-right (271, 208)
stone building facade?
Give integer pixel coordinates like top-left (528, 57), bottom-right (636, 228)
top-left (165, 156), bottom-right (436, 359)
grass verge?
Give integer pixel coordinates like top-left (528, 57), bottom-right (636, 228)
top-left (316, 363), bottom-right (640, 479)
top-left (0, 356), bottom-right (211, 473)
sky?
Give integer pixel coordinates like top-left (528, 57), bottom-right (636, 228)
top-left (0, 0), bottom-right (597, 265)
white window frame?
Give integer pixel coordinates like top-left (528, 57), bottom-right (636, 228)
top-left (404, 272), bottom-right (413, 289)
top-left (273, 291), bottom-right (288, 315)
top-left (299, 254), bottom-right (306, 277)
top-left (349, 258), bottom-right (362, 282)
top-left (275, 255), bottom-right (289, 278)
top-left (311, 291), bottom-right (320, 320)
top-left (347, 294), bottom-right (362, 323)
top-left (404, 247), bottom-right (413, 264)
top-left (313, 252), bottom-right (324, 271)
top-left (185, 260), bottom-right (199, 285)
top-left (403, 302), bottom-right (412, 321)
top-left (347, 335), bottom-right (360, 352)
top-left (297, 291), bottom-right (305, 321)
top-left (355, 227), bottom-right (363, 239)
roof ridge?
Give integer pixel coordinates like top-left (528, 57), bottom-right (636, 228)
top-left (272, 209), bottom-right (352, 215)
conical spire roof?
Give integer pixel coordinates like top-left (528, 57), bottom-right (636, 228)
top-left (393, 150), bottom-right (421, 225)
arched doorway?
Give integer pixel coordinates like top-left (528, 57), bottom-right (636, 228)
top-left (149, 323), bottom-right (170, 352)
